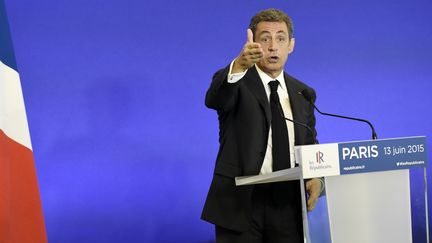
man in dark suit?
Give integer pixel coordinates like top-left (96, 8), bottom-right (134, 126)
top-left (202, 9), bottom-right (323, 243)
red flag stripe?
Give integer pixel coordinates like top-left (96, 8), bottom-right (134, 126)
top-left (0, 130), bottom-right (47, 242)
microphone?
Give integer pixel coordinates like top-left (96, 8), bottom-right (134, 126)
top-left (274, 101), bottom-right (318, 144)
top-left (300, 89), bottom-right (378, 140)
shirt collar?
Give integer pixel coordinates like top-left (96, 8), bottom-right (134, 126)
top-left (255, 64), bottom-right (286, 91)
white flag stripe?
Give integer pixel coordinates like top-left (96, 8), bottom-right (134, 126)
top-left (0, 60), bottom-right (32, 150)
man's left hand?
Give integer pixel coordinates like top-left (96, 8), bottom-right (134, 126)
top-left (306, 178), bottom-right (322, 212)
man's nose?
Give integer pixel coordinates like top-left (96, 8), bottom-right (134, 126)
top-left (268, 39), bottom-right (278, 51)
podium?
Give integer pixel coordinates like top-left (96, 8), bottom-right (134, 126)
top-left (235, 136), bottom-right (429, 243)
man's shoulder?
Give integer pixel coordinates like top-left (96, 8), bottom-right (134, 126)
top-left (284, 72), bottom-right (315, 90)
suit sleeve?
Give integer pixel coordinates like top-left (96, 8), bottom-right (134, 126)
top-left (306, 88), bottom-right (326, 195)
top-left (205, 65), bottom-right (242, 112)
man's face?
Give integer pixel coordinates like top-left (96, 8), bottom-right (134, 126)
top-left (255, 21), bottom-right (294, 78)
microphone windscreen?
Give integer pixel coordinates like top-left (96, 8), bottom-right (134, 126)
top-left (300, 89), bottom-right (314, 103)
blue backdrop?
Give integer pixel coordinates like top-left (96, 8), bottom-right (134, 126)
top-left (4, 0), bottom-right (432, 242)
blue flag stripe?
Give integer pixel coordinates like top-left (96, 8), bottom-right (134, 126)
top-left (0, 0), bottom-right (17, 71)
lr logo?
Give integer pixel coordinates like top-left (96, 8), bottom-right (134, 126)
top-left (316, 151), bottom-right (324, 164)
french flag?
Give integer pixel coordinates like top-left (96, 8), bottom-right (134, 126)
top-left (1, 1), bottom-right (47, 242)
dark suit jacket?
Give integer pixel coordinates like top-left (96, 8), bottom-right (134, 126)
top-left (201, 65), bottom-right (317, 232)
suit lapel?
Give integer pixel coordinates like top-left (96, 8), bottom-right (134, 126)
top-left (284, 73), bottom-right (304, 145)
top-left (244, 66), bottom-right (271, 125)
top-left (243, 69), bottom-right (306, 139)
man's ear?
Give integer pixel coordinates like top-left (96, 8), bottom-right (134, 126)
top-left (288, 38), bottom-right (295, 54)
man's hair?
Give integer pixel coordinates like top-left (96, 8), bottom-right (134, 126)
top-left (249, 8), bottom-right (294, 40)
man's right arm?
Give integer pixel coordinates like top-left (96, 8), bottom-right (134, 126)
top-left (204, 65), bottom-right (240, 112)
top-left (205, 29), bottom-right (263, 112)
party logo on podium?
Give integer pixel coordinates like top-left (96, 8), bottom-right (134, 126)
top-left (296, 143), bottom-right (341, 178)
top-left (316, 151), bottom-right (324, 164)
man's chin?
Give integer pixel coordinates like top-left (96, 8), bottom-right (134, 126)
top-left (260, 64), bottom-right (283, 74)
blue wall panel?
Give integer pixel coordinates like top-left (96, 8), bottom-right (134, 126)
top-left (3, 0), bottom-right (432, 242)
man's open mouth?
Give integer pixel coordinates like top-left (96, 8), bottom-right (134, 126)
top-left (268, 56), bottom-right (279, 63)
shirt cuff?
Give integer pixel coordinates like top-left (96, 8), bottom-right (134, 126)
top-left (227, 59), bottom-right (247, 83)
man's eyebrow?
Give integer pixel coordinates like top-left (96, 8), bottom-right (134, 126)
top-left (258, 30), bottom-right (271, 35)
top-left (258, 30), bottom-right (287, 35)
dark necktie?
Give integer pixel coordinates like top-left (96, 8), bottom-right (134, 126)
top-left (268, 80), bottom-right (291, 171)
